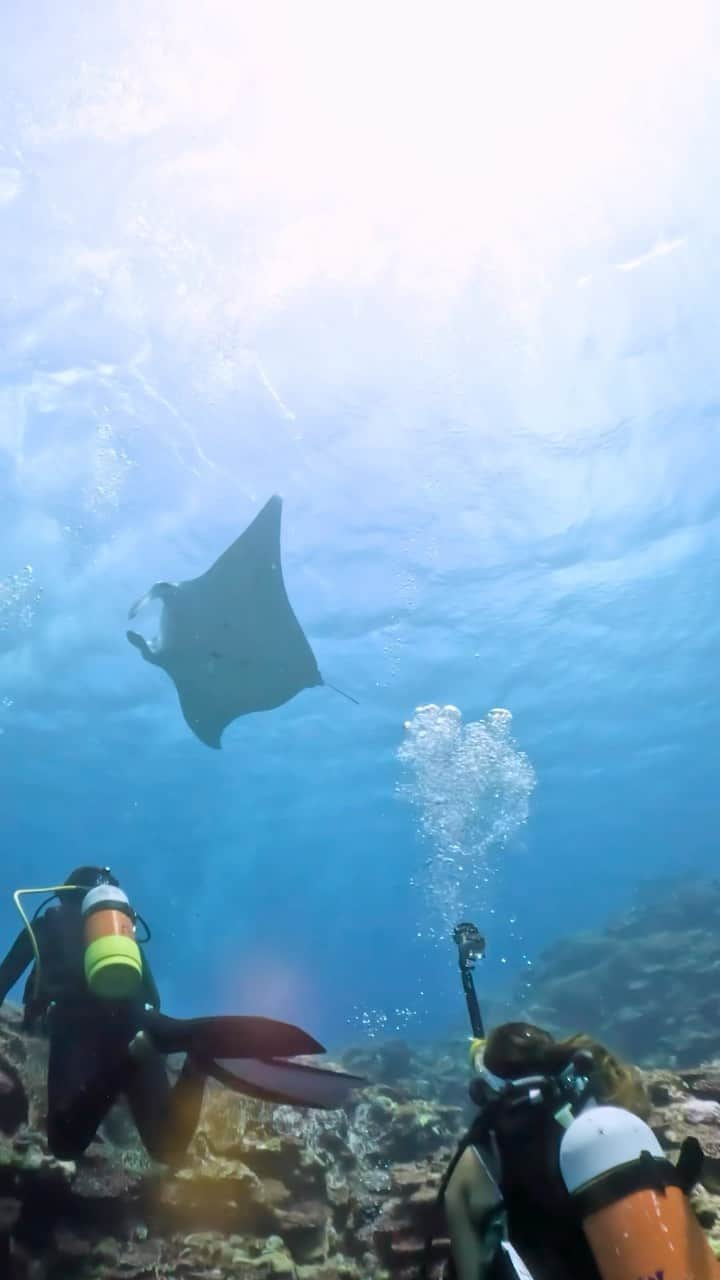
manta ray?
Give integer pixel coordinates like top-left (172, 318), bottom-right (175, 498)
top-left (127, 495), bottom-right (351, 748)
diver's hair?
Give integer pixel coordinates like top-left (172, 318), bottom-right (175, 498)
top-left (483, 1021), bottom-right (650, 1119)
top-left (559, 1032), bottom-right (650, 1118)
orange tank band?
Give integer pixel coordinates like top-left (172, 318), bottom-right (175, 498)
top-left (583, 1185), bottom-right (720, 1280)
top-left (85, 908), bottom-right (135, 944)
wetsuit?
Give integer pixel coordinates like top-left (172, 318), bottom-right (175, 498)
top-left (484, 1104), bottom-right (601, 1280)
top-left (0, 905), bottom-right (205, 1163)
top-left (442, 1096), bottom-right (601, 1280)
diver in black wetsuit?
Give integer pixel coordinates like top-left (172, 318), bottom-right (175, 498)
top-left (0, 865), bottom-right (206, 1163)
top-left (0, 866), bottom-right (362, 1163)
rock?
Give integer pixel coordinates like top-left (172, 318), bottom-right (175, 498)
top-left (378, 1041), bottom-right (414, 1083)
top-left (516, 876), bottom-right (720, 1069)
top-left (151, 1156), bottom-right (274, 1235)
top-left (0, 1057), bottom-right (28, 1135)
top-left (373, 1152), bottom-right (452, 1280)
top-left (682, 1072), bottom-right (720, 1102)
top-left (273, 1200), bottom-right (331, 1263)
top-left (684, 1101), bottom-right (720, 1126)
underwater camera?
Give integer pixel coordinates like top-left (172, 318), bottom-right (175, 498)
top-left (452, 921), bottom-right (486, 970)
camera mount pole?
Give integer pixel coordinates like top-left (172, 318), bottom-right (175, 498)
top-left (452, 921), bottom-right (486, 1040)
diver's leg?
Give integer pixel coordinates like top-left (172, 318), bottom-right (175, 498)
top-left (46, 1016), bottom-right (123, 1159)
top-left (124, 1044), bottom-right (206, 1165)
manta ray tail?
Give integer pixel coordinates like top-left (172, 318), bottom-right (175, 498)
top-left (324, 681), bottom-right (360, 706)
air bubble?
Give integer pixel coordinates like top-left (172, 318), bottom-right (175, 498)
top-left (397, 703), bottom-right (536, 936)
top-left (0, 565), bottom-right (42, 632)
top-left (83, 421), bottom-right (135, 514)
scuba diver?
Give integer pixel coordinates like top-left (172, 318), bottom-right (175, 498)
top-left (0, 867), bottom-right (362, 1164)
top-left (432, 922), bottom-right (720, 1280)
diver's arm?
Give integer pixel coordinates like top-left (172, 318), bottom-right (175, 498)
top-left (0, 929), bottom-right (35, 1007)
top-left (445, 1146), bottom-right (506, 1280)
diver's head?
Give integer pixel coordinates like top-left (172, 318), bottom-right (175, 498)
top-left (483, 1022), bottom-right (561, 1079)
top-left (61, 866), bottom-right (119, 908)
top-left (482, 1022), bottom-right (650, 1117)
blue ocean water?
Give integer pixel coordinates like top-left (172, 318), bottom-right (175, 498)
top-left (2, 1), bottom-right (720, 1051)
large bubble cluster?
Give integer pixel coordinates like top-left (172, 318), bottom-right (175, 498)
top-left (397, 704), bottom-right (536, 937)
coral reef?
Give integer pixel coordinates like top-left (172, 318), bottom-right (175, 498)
top-left (519, 876), bottom-right (720, 1067)
top-left (0, 1005), bottom-right (466, 1279)
top-left (1, 998), bottom-right (720, 1277)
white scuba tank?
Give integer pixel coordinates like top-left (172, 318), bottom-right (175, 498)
top-left (560, 1105), bottom-right (720, 1280)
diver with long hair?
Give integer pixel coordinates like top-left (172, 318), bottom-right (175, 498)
top-left (443, 1022), bottom-right (649, 1280)
top-left (433, 922), bottom-right (718, 1280)
top-left (0, 866), bottom-right (361, 1163)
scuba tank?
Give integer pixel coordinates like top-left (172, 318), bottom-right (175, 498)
top-left (81, 883), bottom-right (143, 998)
top-left (560, 1104), bottom-right (720, 1280)
top-left (14, 875), bottom-right (146, 1005)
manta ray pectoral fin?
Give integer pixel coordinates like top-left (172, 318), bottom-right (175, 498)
top-left (175, 684), bottom-right (225, 749)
